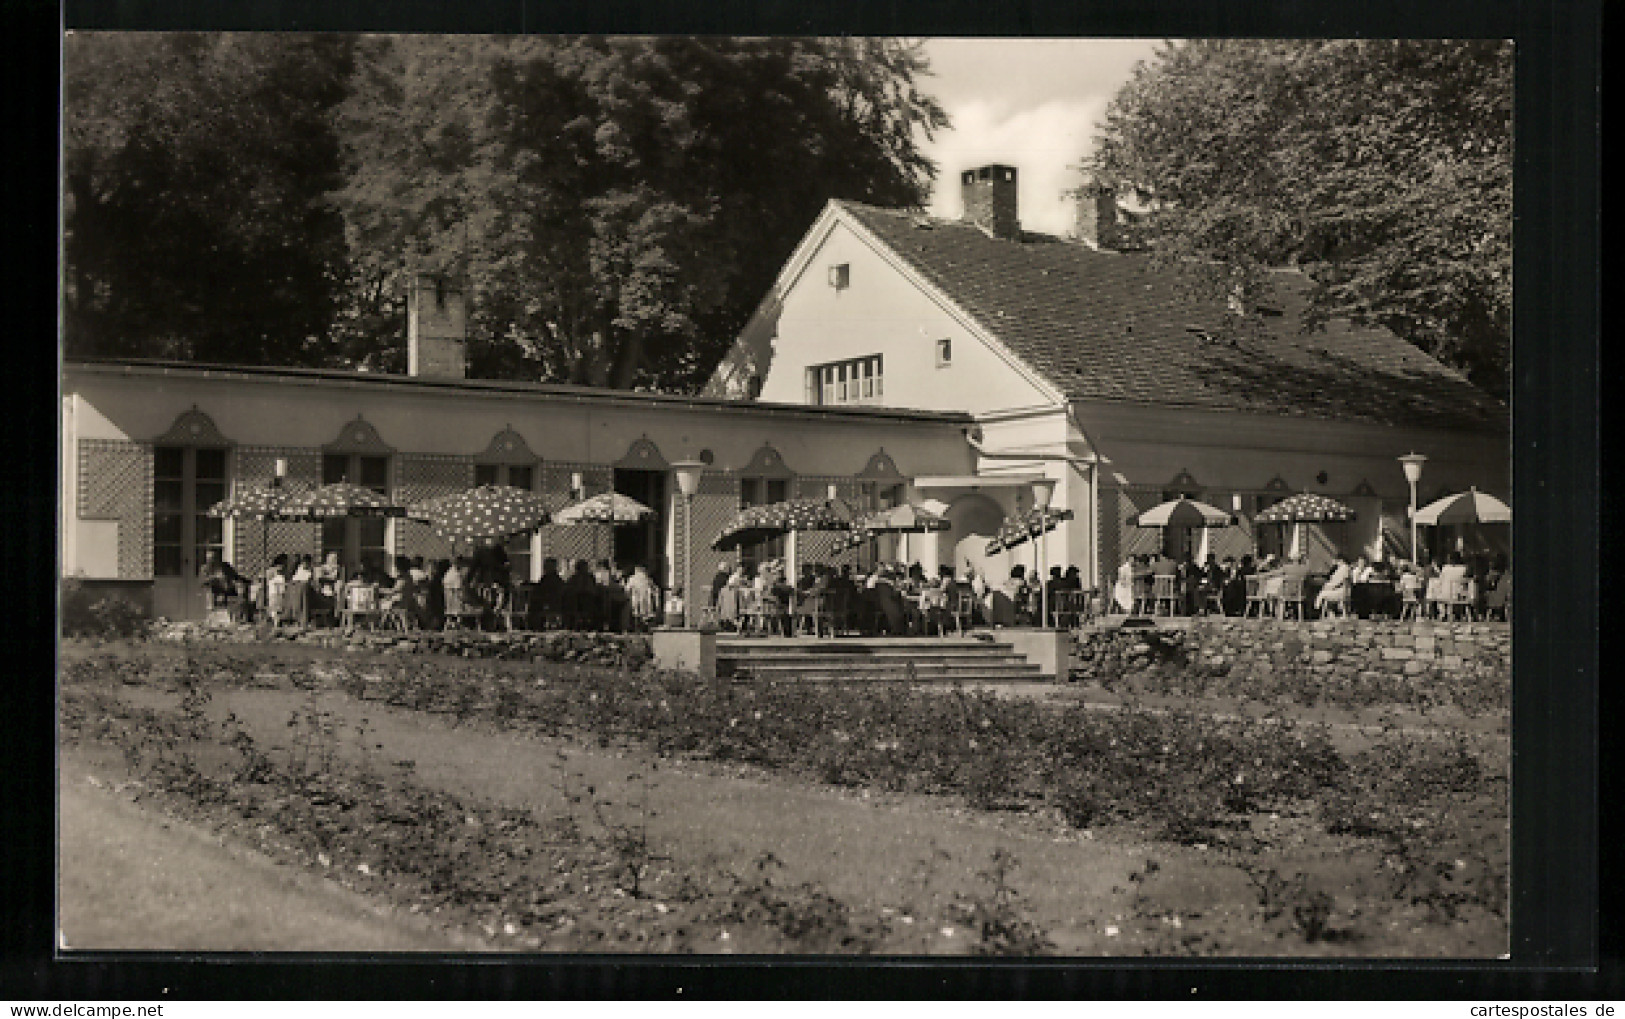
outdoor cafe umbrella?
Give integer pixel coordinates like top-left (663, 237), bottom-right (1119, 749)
top-left (207, 482), bottom-right (299, 573)
top-left (277, 482), bottom-right (407, 521)
top-left (1414, 488), bottom-right (1511, 526)
top-left (712, 496), bottom-right (857, 582)
top-left (838, 502), bottom-right (951, 557)
top-left (551, 492), bottom-right (655, 564)
top-left (984, 506), bottom-right (1075, 556)
top-left (1253, 492), bottom-right (1357, 559)
top-left (409, 484), bottom-right (553, 546)
top-left (1132, 497), bottom-right (1236, 563)
top-left (712, 497), bottom-right (857, 552)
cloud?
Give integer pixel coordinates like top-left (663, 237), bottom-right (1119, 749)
top-left (919, 98), bottom-right (1110, 236)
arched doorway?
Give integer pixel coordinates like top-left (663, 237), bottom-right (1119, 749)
top-left (947, 492), bottom-right (1007, 583)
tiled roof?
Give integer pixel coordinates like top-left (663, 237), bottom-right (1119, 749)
top-left (839, 201), bottom-right (1505, 432)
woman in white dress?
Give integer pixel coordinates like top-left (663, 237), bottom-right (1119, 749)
top-left (1113, 558), bottom-right (1136, 614)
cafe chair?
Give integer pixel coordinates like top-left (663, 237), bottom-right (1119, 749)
top-left (1242, 575), bottom-right (1268, 618)
top-left (1131, 576), bottom-right (1154, 616)
top-left (340, 585), bottom-right (379, 630)
top-left (1198, 583), bottom-right (1225, 617)
top-left (1482, 577), bottom-right (1509, 621)
top-left (1319, 586), bottom-right (1351, 619)
top-left (1445, 579), bottom-right (1477, 622)
top-left (950, 591), bottom-right (977, 636)
top-left (1398, 582), bottom-right (1422, 621)
top-left (1151, 575), bottom-right (1179, 617)
top-left (501, 584), bottom-right (532, 632)
top-left (1276, 576), bottom-right (1308, 621)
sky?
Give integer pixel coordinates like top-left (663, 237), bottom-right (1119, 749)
top-left (915, 39), bottom-right (1163, 236)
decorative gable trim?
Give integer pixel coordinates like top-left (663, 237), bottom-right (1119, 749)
top-left (614, 435), bottom-right (668, 470)
top-left (153, 406), bottom-right (231, 447)
top-left (855, 448), bottom-right (904, 482)
top-left (1166, 468), bottom-right (1200, 491)
top-left (475, 425), bottom-right (539, 465)
top-left (324, 415), bottom-right (395, 455)
top-left (736, 443), bottom-right (794, 479)
top-left (1351, 479), bottom-right (1378, 497)
top-left (1263, 475), bottom-right (1291, 492)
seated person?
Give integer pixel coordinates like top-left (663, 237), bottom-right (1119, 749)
top-left (663, 587), bottom-right (686, 629)
top-left (564, 559), bottom-right (601, 630)
top-left (625, 564), bottom-right (661, 632)
top-left (1315, 557), bottom-right (1352, 616)
top-left (199, 550), bottom-right (246, 618)
top-left (528, 557), bottom-right (566, 630)
top-left (442, 556), bottom-right (469, 618)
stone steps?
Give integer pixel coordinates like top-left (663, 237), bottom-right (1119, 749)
top-left (717, 636), bottom-right (1045, 683)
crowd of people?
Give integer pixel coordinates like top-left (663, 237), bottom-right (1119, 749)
top-left (200, 546), bottom-right (678, 633)
top-left (1109, 549), bottom-right (1511, 621)
top-left (706, 558), bottom-right (1090, 636)
top-left (199, 543), bottom-right (1510, 634)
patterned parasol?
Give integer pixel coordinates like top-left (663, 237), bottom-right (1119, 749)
top-left (712, 497), bottom-right (857, 552)
top-left (985, 506), bottom-right (1075, 555)
top-left (207, 484), bottom-right (296, 521)
top-left (839, 502), bottom-right (951, 550)
top-left (410, 485), bottom-right (553, 544)
top-left (1133, 498), bottom-right (1236, 529)
top-left (1414, 488), bottom-right (1510, 526)
top-left (1253, 492), bottom-right (1357, 523)
top-left (552, 492), bottom-right (655, 525)
top-left (276, 482), bottom-right (406, 521)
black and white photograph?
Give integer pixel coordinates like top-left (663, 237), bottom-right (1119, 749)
top-left (58, 33), bottom-right (1526, 961)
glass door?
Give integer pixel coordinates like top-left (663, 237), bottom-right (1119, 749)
top-left (151, 445), bottom-right (229, 620)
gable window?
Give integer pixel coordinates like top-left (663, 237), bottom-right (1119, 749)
top-left (935, 338), bottom-right (952, 367)
top-left (828, 263), bottom-right (850, 290)
top-left (812, 355), bottom-right (883, 406)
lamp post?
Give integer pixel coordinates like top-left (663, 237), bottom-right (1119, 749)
top-left (671, 460), bottom-right (707, 629)
top-left (1398, 452), bottom-right (1428, 564)
top-left (1031, 476), bottom-right (1057, 628)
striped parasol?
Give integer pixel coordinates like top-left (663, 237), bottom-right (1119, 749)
top-left (839, 502), bottom-right (951, 550)
top-left (277, 482), bottom-right (405, 521)
top-left (1133, 498), bottom-right (1236, 529)
top-left (410, 485), bottom-right (553, 544)
top-left (985, 506), bottom-right (1075, 555)
top-left (711, 497), bottom-right (857, 552)
top-left (1414, 488), bottom-right (1510, 526)
top-left (552, 492), bottom-right (655, 525)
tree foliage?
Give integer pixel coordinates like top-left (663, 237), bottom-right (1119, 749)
top-left (333, 36), bottom-right (947, 389)
top-left (63, 33), bottom-right (355, 365)
top-left (1088, 40), bottom-right (1512, 398)
top-left (62, 35), bottom-right (945, 392)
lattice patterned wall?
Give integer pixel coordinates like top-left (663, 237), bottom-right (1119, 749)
top-left (78, 439), bottom-right (152, 579)
top-left (232, 448), bottom-right (322, 576)
top-left (394, 455), bottom-right (473, 562)
top-left (794, 475), bottom-right (863, 570)
top-left (534, 463), bottom-right (614, 569)
top-left (676, 471), bottom-right (741, 602)
top-left (1380, 505), bottom-right (1411, 561)
top-left (1116, 487), bottom-right (1168, 562)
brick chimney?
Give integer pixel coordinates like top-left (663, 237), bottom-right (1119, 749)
top-left (406, 273), bottom-right (467, 379)
top-left (1074, 179), bottom-right (1121, 250)
top-left (960, 164), bottom-right (1020, 240)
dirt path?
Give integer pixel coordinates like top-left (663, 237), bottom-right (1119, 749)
top-left (58, 751), bottom-right (474, 952)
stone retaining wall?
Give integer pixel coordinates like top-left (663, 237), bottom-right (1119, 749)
top-left (1071, 618), bottom-right (1510, 713)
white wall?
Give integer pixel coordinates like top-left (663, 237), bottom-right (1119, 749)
top-left (754, 216), bottom-right (1055, 415)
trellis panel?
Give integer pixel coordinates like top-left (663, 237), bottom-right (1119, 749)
top-left (676, 472), bottom-right (740, 603)
top-left (793, 475), bottom-right (863, 569)
top-left (394, 455), bottom-right (473, 561)
top-left (78, 439), bottom-right (152, 579)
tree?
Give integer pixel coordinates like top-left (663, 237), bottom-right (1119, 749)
top-left (1088, 40), bottom-right (1512, 398)
top-left (334, 36), bottom-right (947, 390)
top-left (63, 33), bottom-right (355, 366)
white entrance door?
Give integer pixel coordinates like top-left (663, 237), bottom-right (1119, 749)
top-left (151, 445), bottom-right (229, 620)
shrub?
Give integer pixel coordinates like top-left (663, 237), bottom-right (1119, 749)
top-left (61, 577), bottom-right (149, 639)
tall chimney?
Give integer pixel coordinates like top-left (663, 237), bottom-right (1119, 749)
top-left (1074, 179), bottom-right (1121, 250)
top-left (406, 273), bottom-right (467, 379)
top-left (960, 164), bottom-right (1020, 240)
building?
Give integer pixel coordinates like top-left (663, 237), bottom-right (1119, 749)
top-left (61, 165), bottom-right (1510, 619)
top-left (62, 276), bottom-right (976, 620)
top-left (704, 164), bottom-right (1509, 587)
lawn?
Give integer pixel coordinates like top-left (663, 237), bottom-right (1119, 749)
top-left (58, 637), bottom-right (1508, 956)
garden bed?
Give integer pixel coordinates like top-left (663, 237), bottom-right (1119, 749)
top-left (59, 639), bottom-right (1509, 955)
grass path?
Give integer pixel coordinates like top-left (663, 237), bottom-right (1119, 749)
top-left (58, 750), bottom-right (472, 952)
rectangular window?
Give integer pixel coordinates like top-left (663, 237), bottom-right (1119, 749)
top-left (810, 355), bottom-right (884, 406)
top-left (322, 453), bottom-right (392, 577)
top-left (475, 464), bottom-right (500, 488)
top-left (936, 338), bottom-right (952, 367)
